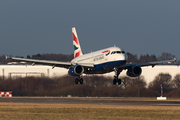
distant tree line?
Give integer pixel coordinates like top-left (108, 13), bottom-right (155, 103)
top-left (0, 53), bottom-right (74, 63)
top-left (0, 52), bottom-right (179, 64)
top-left (28, 53), bottom-right (74, 62)
top-left (0, 73), bottom-right (180, 97)
top-left (127, 52), bottom-right (177, 63)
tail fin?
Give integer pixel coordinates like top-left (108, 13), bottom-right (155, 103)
top-left (72, 27), bottom-right (83, 58)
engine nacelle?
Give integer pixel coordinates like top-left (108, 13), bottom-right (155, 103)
top-left (68, 65), bottom-right (84, 76)
top-left (126, 66), bottom-right (142, 77)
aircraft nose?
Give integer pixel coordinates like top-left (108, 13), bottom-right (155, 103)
top-left (121, 53), bottom-right (127, 61)
top-left (120, 53), bottom-right (127, 61)
top-left (125, 53), bottom-right (128, 61)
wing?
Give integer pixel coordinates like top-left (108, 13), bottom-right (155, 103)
top-left (7, 56), bottom-right (72, 69)
top-left (122, 58), bottom-right (176, 69)
top-left (6, 56), bottom-right (95, 69)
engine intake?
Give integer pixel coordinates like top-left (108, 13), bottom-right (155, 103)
top-left (68, 65), bottom-right (84, 76)
top-left (126, 66), bottom-right (142, 77)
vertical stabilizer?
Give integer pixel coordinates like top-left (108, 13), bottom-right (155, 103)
top-left (72, 27), bottom-right (83, 58)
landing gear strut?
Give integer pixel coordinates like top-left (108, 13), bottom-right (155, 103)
top-left (113, 68), bottom-right (122, 85)
top-left (75, 77), bottom-right (83, 84)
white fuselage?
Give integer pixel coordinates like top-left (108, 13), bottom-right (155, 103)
top-left (71, 46), bottom-right (127, 74)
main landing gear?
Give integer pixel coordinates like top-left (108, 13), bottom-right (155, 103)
top-left (75, 77), bottom-right (83, 84)
top-left (113, 77), bottom-right (121, 85)
top-left (113, 68), bottom-right (122, 85)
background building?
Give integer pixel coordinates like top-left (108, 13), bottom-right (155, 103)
top-left (0, 64), bottom-right (179, 85)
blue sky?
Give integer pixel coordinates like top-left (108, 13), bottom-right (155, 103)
top-left (0, 1), bottom-right (180, 59)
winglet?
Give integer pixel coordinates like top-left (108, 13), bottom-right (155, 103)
top-left (5, 55), bottom-right (8, 60)
top-left (174, 58), bottom-right (177, 62)
top-left (5, 55), bottom-right (12, 60)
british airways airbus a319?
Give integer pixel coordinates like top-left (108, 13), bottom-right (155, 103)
top-left (6, 27), bottom-right (176, 85)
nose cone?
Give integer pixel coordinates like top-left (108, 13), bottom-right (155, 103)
top-left (117, 53), bottom-right (127, 63)
top-left (120, 53), bottom-right (127, 61)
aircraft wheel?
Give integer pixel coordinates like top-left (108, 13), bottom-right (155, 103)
top-left (118, 79), bottom-right (121, 85)
top-left (80, 78), bottom-right (83, 84)
top-left (75, 78), bottom-right (79, 84)
top-left (113, 79), bottom-right (117, 85)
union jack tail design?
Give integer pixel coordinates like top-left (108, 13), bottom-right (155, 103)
top-left (72, 27), bottom-right (83, 58)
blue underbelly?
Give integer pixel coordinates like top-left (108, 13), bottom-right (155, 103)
top-left (84, 60), bottom-right (126, 74)
top-left (94, 60), bottom-right (126, 71)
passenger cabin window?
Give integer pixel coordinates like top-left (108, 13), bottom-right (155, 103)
top-left (111, 51), bottom-right (125, 54)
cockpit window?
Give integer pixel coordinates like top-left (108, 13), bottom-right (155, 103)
top-left (117, 51), bottom-right (121, 53)
top-left (122, 51), bottom-right (125, 54)
top-left (111, 51), bottom-right (125, 54)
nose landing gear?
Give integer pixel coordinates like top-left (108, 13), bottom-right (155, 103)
top-left (113, 68), bottom-right (123, 85)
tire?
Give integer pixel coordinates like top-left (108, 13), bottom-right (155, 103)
top-left (113, 79), bottom-right (117, 85)
top-left (75, 78), bottom-right (79, 84)
top-left (118, 79), bottom-right (121, 85)
top-left (80, 78), bottom-right (83, 84)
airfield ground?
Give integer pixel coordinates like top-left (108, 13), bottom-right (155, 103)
top-left (0, 97), bottom-right (180, 120)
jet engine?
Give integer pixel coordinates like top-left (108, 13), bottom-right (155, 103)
top-left (68, 65), bottom-right (84, 76)
top-left (126, 66), bottom-right (142, 77)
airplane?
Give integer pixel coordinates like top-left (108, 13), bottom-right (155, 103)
top-left (6, 27), bottom-right (176, 85)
